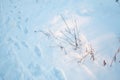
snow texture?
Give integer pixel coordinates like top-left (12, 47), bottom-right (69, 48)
top-left (0, 0), bottom-right (120, 80)
top-left (0, 0), bottom-right (67, 80)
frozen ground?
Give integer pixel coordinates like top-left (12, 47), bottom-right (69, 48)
top-left (0, 0), bottom-right (120, 80)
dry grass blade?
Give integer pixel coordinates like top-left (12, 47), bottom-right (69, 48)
top-left (89, 45), bottom-right (95, 61)
top-left (110, 50), bottom-right (119, 67)
top-left (34, 30), bottom-right (50, 37)
top-left (60, 14), bottom-right (72, 33)
top-left (103, 60), bottom-right (107, 66)
top-left (110, 36), bottom-right (120, 67)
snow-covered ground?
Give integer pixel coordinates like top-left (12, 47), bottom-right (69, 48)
top-left (0, 0), bottom-right (120, 80)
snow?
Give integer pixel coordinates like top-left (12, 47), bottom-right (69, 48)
top-left (0, 0), bottom-right (120, 80)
